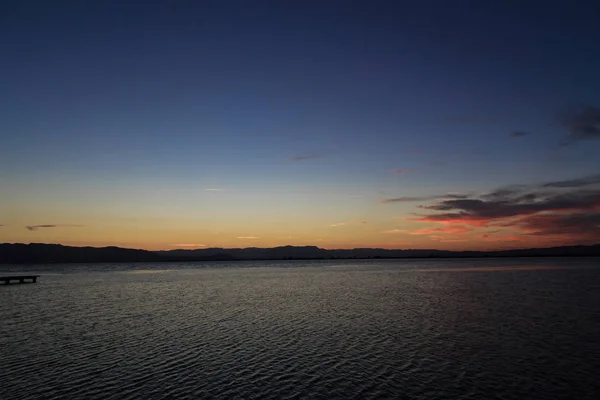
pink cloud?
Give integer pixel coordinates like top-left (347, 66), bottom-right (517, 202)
top-left (388, 174), bottom-right (600, 246)
top-left (408, 216), bottom-right (491, 227)
top-left (429, 235), bottom-right (468, 242)
top-left (410, 225), bottom-right (472, 235)
top-left (478, 234), bottom-right (524, 243)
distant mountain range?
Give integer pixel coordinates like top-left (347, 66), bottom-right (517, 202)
top-left (1, 243), bottom-right (600, 264)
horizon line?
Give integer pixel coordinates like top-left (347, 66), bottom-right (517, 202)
top-left (2, 242), bottom-right (599, 253)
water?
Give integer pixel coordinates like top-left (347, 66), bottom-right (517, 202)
top-left (1, 258), bottom-right (600, 399)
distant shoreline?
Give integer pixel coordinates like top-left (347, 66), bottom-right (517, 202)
top-left (2, 255), bottom-right (600, 266)
top-left (2, 243), bottom-right (600, 264)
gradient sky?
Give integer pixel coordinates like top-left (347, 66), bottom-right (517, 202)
top-left (2, 1), bottom-right (600, 250)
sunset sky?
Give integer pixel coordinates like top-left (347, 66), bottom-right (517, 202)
top-left (2, 1), bottom-right (600, 250)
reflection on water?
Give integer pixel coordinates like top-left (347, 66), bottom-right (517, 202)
top-left (412, 265), bottom-right (582, 272)
top-left (121, 269), bottom-right (172, 274)
top-left (1, 258), bottom-right (599, 399)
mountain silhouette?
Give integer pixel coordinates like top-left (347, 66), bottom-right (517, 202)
top-left (2, 243), bottom-right (600, 264)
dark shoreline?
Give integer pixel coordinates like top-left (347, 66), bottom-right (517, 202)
top-left (2, 243), bottom-right (600, 264)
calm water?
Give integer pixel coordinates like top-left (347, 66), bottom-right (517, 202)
top-left (1, 258), bottom-right (600, 400)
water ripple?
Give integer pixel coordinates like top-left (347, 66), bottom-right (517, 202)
top-left (1, 258), bottom-right (600, 399)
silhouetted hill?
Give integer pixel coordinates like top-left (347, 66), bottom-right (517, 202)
top-left (158, 244), bottom-right (600, 260)
top-left (2, 243), bottom-right (600, 264)
top-left (0, 243), bottom-right (163, 264)
top-left (163, 246), bottom-right (331, 260)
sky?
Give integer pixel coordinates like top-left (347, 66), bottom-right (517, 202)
top-left (2, 0), bottom-right (600, 250)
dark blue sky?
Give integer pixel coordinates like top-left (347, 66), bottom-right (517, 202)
top-left (2, 0), bottom-right (600, 249)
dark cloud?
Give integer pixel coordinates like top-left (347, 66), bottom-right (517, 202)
top-left (432, 193), bottom-right (469, 200)
top-left (542, 173), bottom-right (600, 188)
top-left (387, 172), bottom-right (600, 240)
top-left (480, 185), bottom-right (527, 200)
top-left (517, 213), bottom-right (600, 236)
top-left (409, 177), bottom-right (600, 241)
top-left (509, 131), bottom-right (529, 138)
top-left (26, 224), bottom-right (81, 231)
top-left (291, 153), bottom-right (323, 162)
top-left (559, 105), bottom-right (600, 144)
top-left (482, 175), bottom-right (600, 197)
top-left (381, 193), bottom-right (468, 203)
top-left (383, 197), bottom-right (426, 203)
top-left (421, 191), bottom-right (600, 220)
top-left (392, 169), bottom-right (416, 174)
top-left (27, 225), bottom-right (57, 231)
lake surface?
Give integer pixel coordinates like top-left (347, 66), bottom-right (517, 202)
top-left (1, 258), bottom-right (600, 399)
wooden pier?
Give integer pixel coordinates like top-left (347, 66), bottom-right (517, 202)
top-left (0, 275), bottom-right (40, 285)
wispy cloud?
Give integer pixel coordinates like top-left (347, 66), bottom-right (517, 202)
top-left (382, 196), bottom-right (428, 203)
top-left (392, 169), bottom-right (416, 174)
top-left (559, 105), bottom-right (600, 145)
top-left (541, 173), bottom-right (600, 188)
top-left (381, 193), bottom-right (468, 204)
top-left (237, 236), bottom-right (260, 239)
top-left (291, 153), bottom-right (324, 162)
top-left (26, 224), bottom-right (82, 231)
top-left (409, 214), bottom-right (490, 227)
top-left (205, 188), bottom-right (224, 191)
top-left (480, 185), bottom-right (528, 200)
top-left (329, 220), bottom-right (367, 227)
top-left (509, 131), bottom-right (529, 138)
top-left (410, 225), bottom-right (472, 235)
top-left (478, 234), bottom-right (523, 243)
top-left (173, 243), bottom-right (207, 247)
top-left (382, 229), bottom-right (407, 234)
top-left (429, 236), bottom-right (468, 242)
